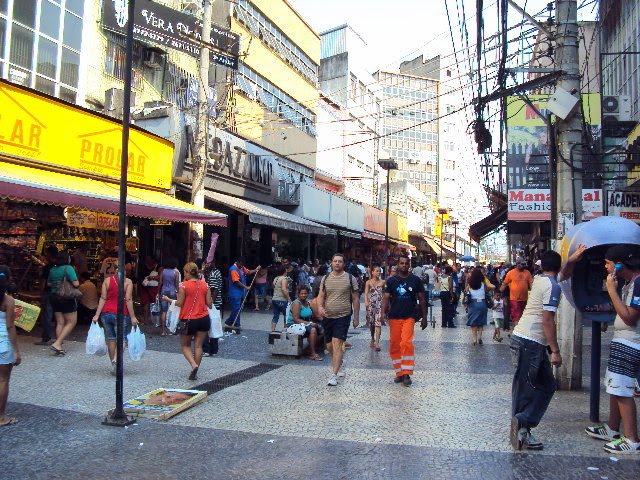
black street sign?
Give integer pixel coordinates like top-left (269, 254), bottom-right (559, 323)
top-left (101, 0), bottom-right (240, 60)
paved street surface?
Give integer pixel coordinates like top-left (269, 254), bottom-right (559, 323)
top-left (2, 303), bottom-right (639, 479)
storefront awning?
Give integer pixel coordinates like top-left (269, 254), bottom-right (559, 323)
top-left (0, 161), bottom-right (227, 225)
top-left (338, 230), bottom-right (361, 239)
top-left (469, 206), bottom-right (507, 243)
top-left (362, 231), bottom-right (385, 241)
top-left (392, 239), bottom-right (416, 251)
top-left (424, 237), bottom-right (442, 255)
top-left (205, 190), bottom-right (334, 236)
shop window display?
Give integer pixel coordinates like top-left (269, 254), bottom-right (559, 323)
top-left (0, 200), bottom-right (124, 300)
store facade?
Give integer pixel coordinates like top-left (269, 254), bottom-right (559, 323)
top-left (291, 183), bottom-right (365, 261)
top-left (135, 110), bottom-right (333, 267)
top-left (0, 81), bottom-right (226, 297)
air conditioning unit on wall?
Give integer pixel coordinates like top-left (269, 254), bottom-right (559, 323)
top-left (602, 95), bottom-right (636, 137)
top-left (602, 95), bottom-right (632, 122)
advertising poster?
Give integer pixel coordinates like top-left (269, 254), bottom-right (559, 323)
top-left (506, 94), bottom-right (601, 221)
top-left (123, 388), bottom-right (207, 420)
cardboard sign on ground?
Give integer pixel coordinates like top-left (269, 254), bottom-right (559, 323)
top-left (120, 388), bottom-right (207, 421)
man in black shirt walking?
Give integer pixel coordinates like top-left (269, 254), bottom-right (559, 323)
top-left (381, 255), bottom-right (428, 386)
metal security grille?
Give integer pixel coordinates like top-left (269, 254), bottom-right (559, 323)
top-left (193, 363), bottom-right (282, 395)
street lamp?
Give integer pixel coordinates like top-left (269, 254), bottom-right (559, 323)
top-left (451, 219), bottom-right (459, 260)
top-left (437, 207), bottom-right (448, 264)
top-left (378, 158), bottom-right (398, 275)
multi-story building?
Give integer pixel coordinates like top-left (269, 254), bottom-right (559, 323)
top-left (372, 69), bottom-right (439, 206)
top-left (231, 0), bottom-right (319, 181)
top-left (316, 24), bottom-right (380, 206)
top-left (397, 54), bottom-right (486, 251)
top-left (600, 0), bottom-right (640, 191)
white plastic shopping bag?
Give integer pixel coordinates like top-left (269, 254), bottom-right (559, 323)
top-left (208, 306), bottom-right (223, 339)
top-left (86, 322), bottom-right (107, 356)
top-left (166, 300), bottom-right (181, 333)
top-left (126, 326), bottom-right (146, 361)
top-left (285, 301), bottom-right (292, 325)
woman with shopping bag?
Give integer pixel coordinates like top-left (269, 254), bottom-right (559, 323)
top-left (163, 262), bottom-right (212, 380)
top-left (92, 266), bottom-right (139, 375)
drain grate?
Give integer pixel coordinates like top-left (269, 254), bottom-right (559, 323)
top-left (194, 363), bottom-right (282, 395)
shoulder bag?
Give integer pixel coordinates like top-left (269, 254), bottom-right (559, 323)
top-left (56, 266), bottom-right (83, 301)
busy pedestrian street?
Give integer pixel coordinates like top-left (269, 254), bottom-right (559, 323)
top-left (1, 305), bottom-right (638, 480)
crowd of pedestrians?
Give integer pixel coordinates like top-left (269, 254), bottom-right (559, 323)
top-left (1, 242), bottom-right (639, 456)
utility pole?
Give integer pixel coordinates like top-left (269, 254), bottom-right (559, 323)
top-left (189, 0), bottom-right (213, 261)
top-left (554, 0), bottom-right (583, 390)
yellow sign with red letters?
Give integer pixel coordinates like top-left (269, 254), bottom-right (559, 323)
top-left (0, 81), bottom-right (173, 189)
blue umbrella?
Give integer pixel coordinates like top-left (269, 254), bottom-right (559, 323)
top-left (459, 255), bottom-right (477, 262)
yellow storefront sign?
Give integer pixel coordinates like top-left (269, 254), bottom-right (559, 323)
top-left (0, 81), bottom-right (173, 189)
top-left (67, 208), bottom-right (119, 231)
top-left (506, 93), bottom-right (601, 127)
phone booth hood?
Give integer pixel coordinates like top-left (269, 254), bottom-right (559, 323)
top-left (560, 216), bottom-right (640, 321)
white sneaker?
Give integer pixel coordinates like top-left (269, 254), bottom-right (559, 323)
top-left (603, 437), bottom-right (640, 455)
top-left (327, 374), bottom-right (338, 386)
top-left (585, 423), bottom-right (621, 441)
top-left (110, 361), bottom-right (117, 376)
top-left (337, 366), bottom-right (346, 378)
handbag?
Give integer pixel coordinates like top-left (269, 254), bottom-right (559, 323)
top-left (150, 298), bottom-right (161, 315)
top-left (56, 267), bottom-right (83, 301)
top-left (485, 285), bottom-right (495, 309)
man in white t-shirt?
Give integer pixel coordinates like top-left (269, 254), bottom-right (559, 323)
top-left (510, 250), bottom-right (563, 452)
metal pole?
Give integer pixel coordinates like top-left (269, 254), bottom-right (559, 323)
top-left (439, 214), bottom-right (444, 264)
top-left (385, 168), bottom-right (390, 275)
top-left (189, 0), bottom-right (213, 261)
top-left (590, 321), bottom-right (601, 422)
top-left (554, 0), bottom-right (583, 390)
top-left (103, 0), bottom-right (135, 427)
top-left (453, 223), bottom-right (458, 259)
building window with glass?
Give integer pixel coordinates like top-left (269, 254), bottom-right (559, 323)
top-left (1, 0), bottom-right (84, 103)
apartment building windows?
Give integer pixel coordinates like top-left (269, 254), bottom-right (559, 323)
top-left (1, 0), bottom-right (84, 102)
top-left (236, 63), bottom-right (317, 137)
top-left (235, 0), bottom-right (318, 85)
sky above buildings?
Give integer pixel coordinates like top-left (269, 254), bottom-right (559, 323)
top-left (289, 0), bottom-right (599, 74)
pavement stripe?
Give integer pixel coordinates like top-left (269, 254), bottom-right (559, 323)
top-left (193, 362), bottom-right (282, 394)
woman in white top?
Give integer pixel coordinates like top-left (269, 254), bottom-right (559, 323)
top-left (585, 245), bottom-right (640, 455)
top-left (464, 268), bottom-right (495, 345)
top-left (0, 265), bottom-right (21, 426)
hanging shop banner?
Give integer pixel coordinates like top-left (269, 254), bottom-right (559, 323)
top-left (67, 209), bottom-right (119, 231)
top-left (506, 93), bottom-right (601, 220)
top-left (0, 81), bottom-right (173, 189)
top-left (101, 0), bottom-right (240, 63)
top-left (508, 188), bottom-right (604, 221)
top-left (607, 191), bottom-right (640, 222)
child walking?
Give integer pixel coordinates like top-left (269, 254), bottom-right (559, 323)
top-left (492, 291), bottom-right (504, 342)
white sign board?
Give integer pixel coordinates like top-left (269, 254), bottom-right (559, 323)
top-left (607, 191), bottom-right (640, 223)
top-left (508, 189), bottom-right (603, 221)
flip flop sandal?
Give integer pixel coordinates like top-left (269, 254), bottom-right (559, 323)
top-left (0, 418), bottom-right (18, 427)
top-left (50, 345), bottom-right (65, 355)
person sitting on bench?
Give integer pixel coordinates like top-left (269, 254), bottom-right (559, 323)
top-left (289, 285), bottom-right (323, 361)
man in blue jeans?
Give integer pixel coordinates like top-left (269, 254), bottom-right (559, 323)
top-left (224, 258), bottom-right (261, 334)
top-left (510, 250), bottom-right (563, 451)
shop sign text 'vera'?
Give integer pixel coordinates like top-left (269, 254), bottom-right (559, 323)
top-left (206, 133), bottom-right (273, 188)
